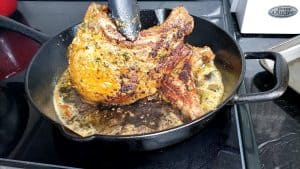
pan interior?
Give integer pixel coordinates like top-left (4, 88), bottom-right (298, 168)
top-left (26, 9), bottom-right (242, 134)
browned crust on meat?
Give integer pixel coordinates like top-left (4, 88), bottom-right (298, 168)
top-left (159, 48), bottom-right (205, 120)
top-left (158, 44), bottom-right (192, 74)
top-left (68, 3), bottom-right (221, 120)
top-left (68, 3), bottom-right (195, 106)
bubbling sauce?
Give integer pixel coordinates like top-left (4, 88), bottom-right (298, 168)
top-left (53, 61), bottom-right (224, 137)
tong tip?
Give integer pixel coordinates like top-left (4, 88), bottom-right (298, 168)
top-left (108, 0), bottom-right (141, 41)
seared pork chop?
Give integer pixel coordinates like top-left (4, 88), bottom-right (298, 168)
top-left (67, 3), bottom-right (223, 120)
top-left (160, 46), bottom-right (223, 120)
top-left (68, 3), bottom-right (193, 105)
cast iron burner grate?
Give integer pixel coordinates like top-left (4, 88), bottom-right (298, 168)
top-left (0, 83), bottom-right (28, 157)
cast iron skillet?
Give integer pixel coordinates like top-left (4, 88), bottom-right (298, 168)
top-left (0, 9), bottom-right (289, 151)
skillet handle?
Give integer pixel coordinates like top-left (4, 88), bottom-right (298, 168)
top-left (232, 52), bottom-right (289, 103)
top-left (0, 15), bottom-right (49, 44)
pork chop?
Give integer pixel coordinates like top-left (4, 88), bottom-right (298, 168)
top-left (68, 3), bottom-right (193, 105)
top-left (67, 3), bottom-right (223, 120)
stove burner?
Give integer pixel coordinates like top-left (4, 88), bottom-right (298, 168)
top-left (0, 83), bottom-right (28, 157)
top-left (51, 108), bottom-right (235, 169)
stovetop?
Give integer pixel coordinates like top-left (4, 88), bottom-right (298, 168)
top-left (1, 1), bottom-right (299, 169)
top-left (231, 11), bottom-right (300, 169)
top-left (0, 1), bottom-right (244, 168)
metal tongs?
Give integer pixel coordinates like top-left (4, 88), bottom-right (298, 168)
top-left (108, 0), bottom-right (141, 41)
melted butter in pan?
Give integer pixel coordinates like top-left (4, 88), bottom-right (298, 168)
top-left (54, 71), bottom-right (184, 137)
top-left (54, 60), bottom-right (224, 137)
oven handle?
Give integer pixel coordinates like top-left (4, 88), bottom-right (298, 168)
top-left (0, 15), bottom-right (49, 44)
top-left (233, 51), bottom-right (289, 103)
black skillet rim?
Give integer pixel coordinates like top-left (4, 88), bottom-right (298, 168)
top-left (24, 11), bottom-right (245, 141)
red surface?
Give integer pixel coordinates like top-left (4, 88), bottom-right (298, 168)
top-left (0, 0), bottom-right (17, 16)
top-left (0, 29), bottom-right (40, 80)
